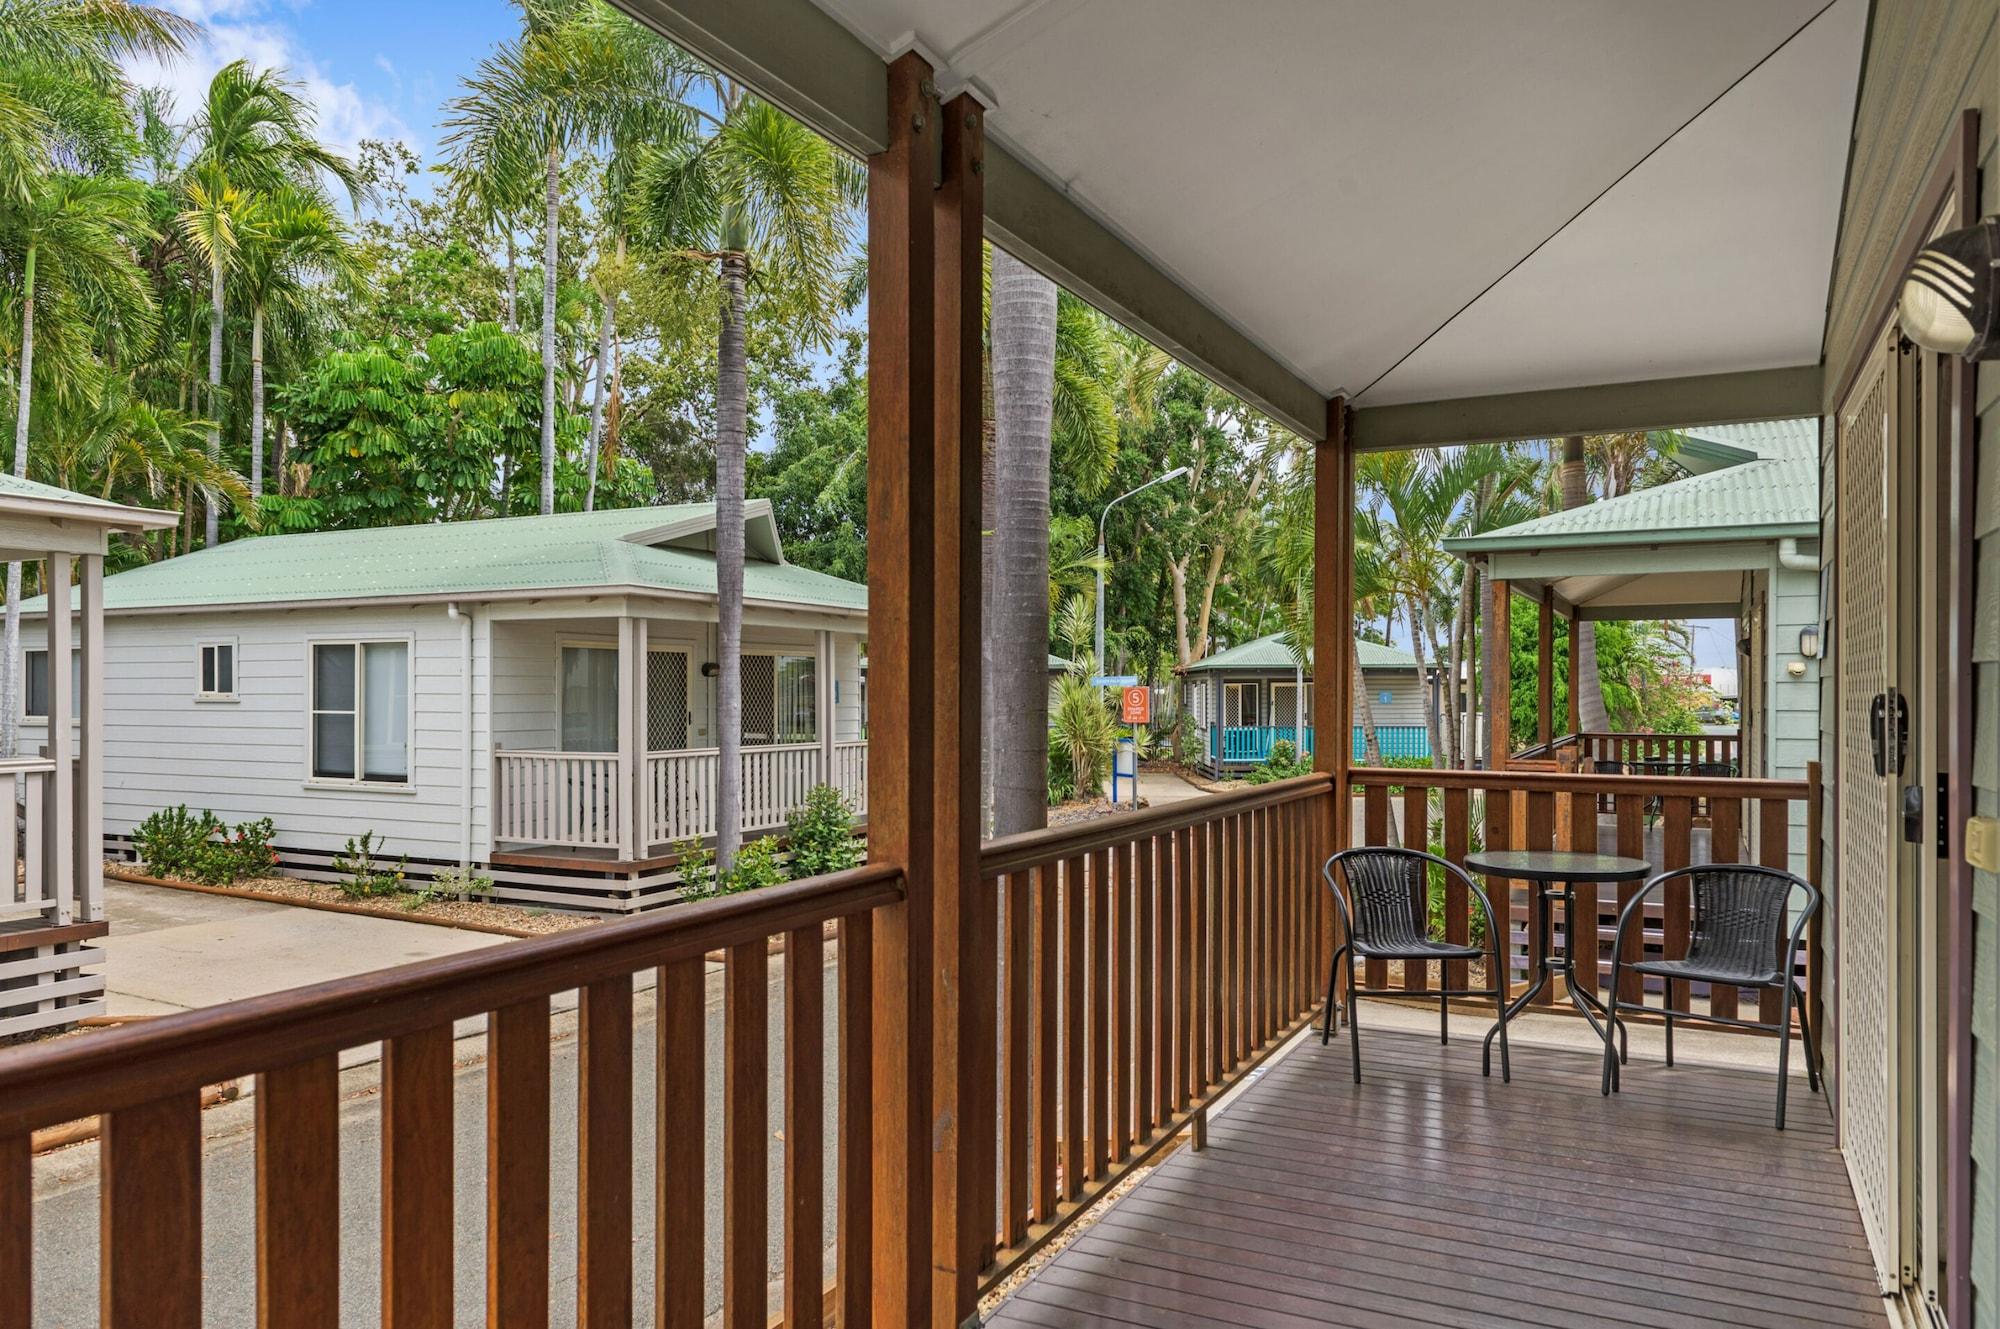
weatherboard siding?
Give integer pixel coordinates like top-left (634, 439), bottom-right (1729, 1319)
top-left (1974, 86), bottom-right (2000, 1329)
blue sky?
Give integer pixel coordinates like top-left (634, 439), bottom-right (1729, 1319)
top-left (126, 0), bottom-right (510, 167)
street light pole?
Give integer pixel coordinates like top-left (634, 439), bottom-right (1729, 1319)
top-left (1095, 466), bottom-right (1189, 678)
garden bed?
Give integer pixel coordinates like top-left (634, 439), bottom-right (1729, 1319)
top-left (107, 865), bottom-right (598, 937)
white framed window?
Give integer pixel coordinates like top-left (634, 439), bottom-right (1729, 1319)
top-left (742, 652), bottom-right (816, 745)
top-left (22, 649), bottom-right (79, 720)
top-left (559, 644), bottom-right (619, 752)
top-left (309, 639), bottom-right (410, 784)
top-left (197, 640), bottom-right (237, 700)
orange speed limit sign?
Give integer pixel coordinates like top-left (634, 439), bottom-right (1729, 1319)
top-left (1120, 686), bottom-right (1151, 725)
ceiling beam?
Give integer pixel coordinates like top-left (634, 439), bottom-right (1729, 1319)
top-left (1350, 363), bottom-right (1824, 451)
top-left (612, 0), bottom-right (1330, 441)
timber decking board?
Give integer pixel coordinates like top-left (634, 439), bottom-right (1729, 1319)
top-left (987, 1026), bottom-right (1879, 1329)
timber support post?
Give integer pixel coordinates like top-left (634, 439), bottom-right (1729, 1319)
top-left (1566, 607), bottom-right (1582, 739)
top-left (1313, 397), bottom-right (1354, 967)
top-left (1485, 577), bottom-right (1511, 770)
top-left (1536, 587), bottom-right (1554, 749)
top-left (864, 51), bottom-right (987, 1329)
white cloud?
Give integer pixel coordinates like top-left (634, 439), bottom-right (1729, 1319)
top-left (124, 0), bottom-right (418, 173)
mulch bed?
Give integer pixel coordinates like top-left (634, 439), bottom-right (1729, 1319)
top-left (107, 865), bottom-right (599, 937)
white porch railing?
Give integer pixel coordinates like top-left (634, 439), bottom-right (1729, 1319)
top-left (493, 750), bottom-right (622, 850)
top-left (0, 761), bottom-right (58, 924)
top-left (834, 739), bottom-right (867, 816)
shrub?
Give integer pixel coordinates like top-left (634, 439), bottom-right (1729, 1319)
top-left (1176, 726), bottom-right (1206, 767)
top-left (1049, 673), bottom-right (1117, 800)
top-left (134, 806), bottom-right (276, 885)
top-left (409, 864), bottom-right (492, 907)
top-left (786, 784), bottom-right (862, 880)
top-left (1046, 744), bottom-right (1077, 806)
top-left (724, 837), bottom-right (785, 894)
top-left (673, 838), bottom-right (716, 900)
top-left (331, 831), bottom-right (407, 899)
top-left (1246, 739), bottom-right (1312, 785)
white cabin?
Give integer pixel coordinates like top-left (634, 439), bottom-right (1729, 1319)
top-left (21, 501), bottom-right (867, 912)
top-left (0, 476), bottom-right (175, 1038)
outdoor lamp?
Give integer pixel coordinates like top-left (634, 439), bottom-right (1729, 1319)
top-left (1899, 216), bottom-right (2000, 358)
top-left (1798, 625), bottom-right (1820, 659)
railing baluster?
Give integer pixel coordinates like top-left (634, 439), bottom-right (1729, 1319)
top-left (488, 1001), bottom-right (552, 1329)
top-left (835, 915), bottom-right (872, 1327)
top-left (1758, 798), bottom-right (1791, 1026)
top-left (1662, 796), bottom-right (1694, 1013)
top-left (1402, 784), bottom-right (1428, 995)
top-left (1110, 842), bottom-right (1131, 1165)
top-left (102, 1092), bottom-right (203, 1329)
top-left (1087, 846), bottom-right (1111, 1181)
top-left (1173, 825), bottom-right (1195, 1114)
top-left (0, 1134), bottom-right (25, 1329)
top-left (577, 978), bottom-right (633, 1329)
top-left (658, 957), bottom-right (705, 1329)
top-left (1151, 831), bottom-right (1173, 1123)
top-left (1361, 787), bottom-right (1389, 990)
top-left (1031, 865), bottom-right (1058, 1224)
top-left (1710, 795), bottom-right (1744, 1020)
top-left (783, 926), bottom-right (825, 1329)
top-left (1201, 818), bottom-right (1222, 1091)
top-left (1060, 853), bottom-right (1084, 1202)
top-left (1526, 790), bottom-right (1556, 1005)
top-left (1443, 786), bottom-right (1470, 991)
top-left (1234, 811), bottom-right (1251, 1062)
top-left (1133, 835), bottom-right (1154, 1144)
top-left (382, 1026), bottom-right (453, 1328)
top-left (723, 940), bottom-right (767, 1329)
top-left (1003, 870), bottom-right (1032, 1245)
top-left (257, 1055), bottom-right (339, 1329)
top-left (1568, 791), bottom-right (1600, 1006)
top-left (1614, 793), bottom-right (1646, 1004)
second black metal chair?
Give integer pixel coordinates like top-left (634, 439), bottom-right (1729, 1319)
top-left (1321, 847), bottom-right (1510, 1084)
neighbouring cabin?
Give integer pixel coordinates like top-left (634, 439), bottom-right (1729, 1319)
top-left (1179, 633), bottom-right (1438, 774)
top-left (0, 476), bottom-right (175, 1039)
top-left (20, 501), bottom-right (867, 912)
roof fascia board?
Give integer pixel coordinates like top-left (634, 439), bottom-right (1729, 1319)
top-left (1488, 542), bottom-right (1771, 581)
top-left (67, 583), bottom-right (868, 621)
top-left (1351, 364), bottom-right (1825, 451)
top-left (1579, 601), bottom-right (1740, 622)
top-left (1451, 522), bottom-right (1815, 557)
top-left (607, 0), bottom-right (1328, 441)
top-left (0, 498), bottom-right (177, 534)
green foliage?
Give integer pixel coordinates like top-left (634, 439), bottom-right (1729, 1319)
top-left (725, 837), bottom-right (786, 894)
top-left (1424, 792), bottom-right (1487, 946)
top-left (1047, 744), bottom-right (1077, 806)
top-left (1511, 612), bottom-right (1704, 739)
top-left (411, 864), bottom-right (493, 906)
top-left (133, 806), bottom-right (276, 885)
top-left (786, 783), bottom-right (862, 880)
top-left (673, 837), bottom-right (716, 900)
top-left (331, 831), bottom-right (408, 899)
top-left (1050, 672), bottom-right (1117, 802)
top-left (1246, 738), bottom-right (1312, 785)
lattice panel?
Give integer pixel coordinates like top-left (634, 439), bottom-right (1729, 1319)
top-left (648, 651), bottom-right (689, 751)
top-left (1835, 331), bottom-right (1898, 1280)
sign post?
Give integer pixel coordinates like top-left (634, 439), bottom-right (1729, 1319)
top-left (1117, 686), bottom-right (1151, 807)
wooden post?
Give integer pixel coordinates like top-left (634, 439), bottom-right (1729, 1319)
top-left (631, 615), bottom-right (648, 856)
top-left (42, 553), bottom-right (71, 922)
top-left (815, 628), bottom-right (835, 784)
top-left (1536, 587), bottom-right (1554, 748)
top-left (1566, 608), bottom-right (1582, 738)
top-left (1485, 577), bottom-right (1511, 770)
top-left (864, 50), bottom-right (966, 1328)
top-left (615, 615), bottom-right (638, 860)
top-left (1313, 399), bottom-right (1353, 859)
top-left (75, 553), bottom-right (103, 922)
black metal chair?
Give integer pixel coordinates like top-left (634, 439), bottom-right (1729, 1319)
top-left (1602, 864), bottom-right (1821, 1129)
top-left (1321, 847), bottom-right (1510, 1084)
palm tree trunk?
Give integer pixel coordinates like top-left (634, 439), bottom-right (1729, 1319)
top-left (1350, 637), bottom-right (1395, 846)
top-left (3, 246), bottom-right (35, 758)
top-left (249, 304), bottom-right (265, 501)
top-left (713, 250), bottom-right (749, 869)
top-left (1561, 435), bottom-right (1610, 735)
top-left (205, 256), bottom-right (223, 546)
top-left (584, 235), bottom-right (620, 513)
top-left (1446, 563), bottom-right (1473, 766)
top-left (538, 140), bottom-right (560, 516)
top-left (989, 249), bottom-right (1056, 838)
top-left (1408, 598), bottom-right (1446, 768)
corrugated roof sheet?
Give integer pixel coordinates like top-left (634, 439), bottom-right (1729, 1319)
top-left (1183, 633), bottom-right (1421, 674)
top-left (1445, 418), bottom-right (1819, 555)
top-left (26, 504), bottom-right (869, 614)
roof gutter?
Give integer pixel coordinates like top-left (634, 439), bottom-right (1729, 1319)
top-left (1776, 538), bottom-right (1818, 573)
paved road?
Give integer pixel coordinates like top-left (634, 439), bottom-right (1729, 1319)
top-left (30, 945), bottom-right (840, 1326)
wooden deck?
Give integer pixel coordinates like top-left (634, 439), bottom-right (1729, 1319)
top-left (987, 1025), bottom-right (1882, 1329)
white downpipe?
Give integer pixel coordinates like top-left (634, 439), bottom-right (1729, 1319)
top-left (448, 603), bottom-right (473, 868)
top-left (1776, 538), bottom-right (1817, 573)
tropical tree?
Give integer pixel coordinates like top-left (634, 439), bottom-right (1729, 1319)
top-left (633, 85), bottom-right (855, 869)
top-left (178, 59), bottom-right (363, 545)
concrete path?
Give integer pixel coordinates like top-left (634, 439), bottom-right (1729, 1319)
top-left (1135, 767), bottom-right (1211, 806)
top-left (99, 880), bottom-right (503, 1016)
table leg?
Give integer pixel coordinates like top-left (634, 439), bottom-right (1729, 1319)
top-left (1482, 877), bottom-right (1547, 1059)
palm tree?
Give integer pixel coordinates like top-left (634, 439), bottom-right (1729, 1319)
top-left (2, 170), bottom-right (156, 755)
top-left (234, 187), bottom-right (356, 500)
top-left (633, 87), bottom-right (855, 869)
top-left (989, 247), bottom-right (1059, 836)
top-left (444, 0), bottom-right (693, 517)
top-left (179, 60), bottom-right (363, 546)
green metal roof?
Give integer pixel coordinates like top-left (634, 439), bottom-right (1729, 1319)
top-left (1445, 418), bottom-right (1819, 556)
top-left (25, 502), bottom-right (868, 615)
top-left (0, 474), bottom-right (177, 527)
top-left (1182, 633), bottom-right (1421, 674)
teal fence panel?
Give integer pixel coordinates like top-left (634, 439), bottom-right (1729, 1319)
top-left (1209, 724), bottom-right (1431, 764)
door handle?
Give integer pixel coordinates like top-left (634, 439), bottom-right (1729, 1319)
top-left (1902, 783), bottom-right (1924, 845)
top-left (1869, 691), bottom-right (1909, 777)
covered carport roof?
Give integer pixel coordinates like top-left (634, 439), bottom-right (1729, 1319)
top-left (1441, 419), bottom-right (1820, 620)
top-left (622, 0), bottom-right (1864, 444)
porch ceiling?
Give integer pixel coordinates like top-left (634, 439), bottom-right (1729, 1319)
top-left (626, 0), bottom-right (1866, 441)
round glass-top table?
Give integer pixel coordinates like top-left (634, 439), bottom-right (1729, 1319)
top-left (1465, 850), bottom-right (1651, 1057)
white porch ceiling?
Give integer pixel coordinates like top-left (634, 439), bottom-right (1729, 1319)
top-left (803, 0), bottom-right (1865, 415)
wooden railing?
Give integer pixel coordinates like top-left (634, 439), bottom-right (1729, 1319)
top-left (0, 761), bottom-right (59, 926)
top-left (1573, 730), bottom-right (1741, 774)
top-left (1349, 763), bottom-right (1822, 1036)
top-left (646, 742), bottom-right (871, 845)
top-left (972, 774), bottom-right (1336, 1292)
top-left (493, 749), bottom-right (622, 849)
top-left (832, 740), bottom-right (868, 816)
top-left (0, 863), bottom-right (902, 1328)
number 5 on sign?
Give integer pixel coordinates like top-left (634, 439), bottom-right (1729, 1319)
top-left (1120, 686), bottom-right (1151, 725)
